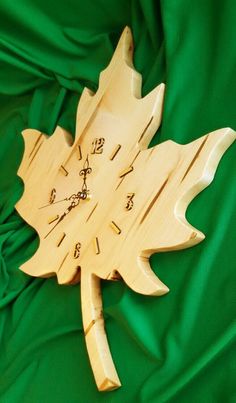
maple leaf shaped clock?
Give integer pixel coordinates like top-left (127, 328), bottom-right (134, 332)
top-left (16, 27), bottom-right (235, 391)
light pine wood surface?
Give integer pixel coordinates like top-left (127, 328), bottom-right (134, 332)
top-left (16, 27), bottom-right (236, 391)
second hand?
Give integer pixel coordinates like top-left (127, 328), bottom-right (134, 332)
top-left (39, 198), bottom-right (69, 209)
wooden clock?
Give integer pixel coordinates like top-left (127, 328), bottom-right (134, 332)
top-left (16, 27), bottom-right (235, 391)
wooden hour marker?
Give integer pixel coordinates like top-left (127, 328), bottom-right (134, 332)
top-left (93, 237), bottom-right (100, 254)
top-left (77, 145), bottom-right (82, 160)
top-left (48, 215), bottom-right (59, 224)
top-left (110, 221), bottom-right (121, 234)
top-left (119, 166), bottom-right (133, 178)
top-left (60, 165), bottom-right (68, 176)
top-left (57, 232), bottom-right (66, 247)
top-left (110, 144), bottom-right (121, 160)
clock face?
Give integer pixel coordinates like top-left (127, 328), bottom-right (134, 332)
top-left (36, 131), bottom-right (140, 285)
top-left (21, 117), bottom-right (176, 286)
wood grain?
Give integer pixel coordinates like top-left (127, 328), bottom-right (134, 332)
top-left (16, 27), bottom-right (236, 391)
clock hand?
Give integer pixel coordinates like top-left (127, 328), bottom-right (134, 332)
top-left (79, 155), bottom-right (92, 195)
top-left (39, 188), bottom-right (88, 210)
top-left (39, 197), bottom-right (70, 209)
top-left (69, 191), bottom-right (87, 202)
top-left (44, 211), bottom-right (67, 238)
top-left (44, 196), bottom-right (81, 238)
top-left (43, 157), bottom-right (92, 236)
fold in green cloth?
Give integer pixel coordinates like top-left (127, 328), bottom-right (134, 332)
top-left (0, 1), bottom-right (235, 402)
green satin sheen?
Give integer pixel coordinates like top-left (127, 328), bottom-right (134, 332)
top-left (0, 1), bottom-right (235, 402)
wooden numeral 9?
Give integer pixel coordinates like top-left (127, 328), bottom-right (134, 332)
top-left (49, 188), bottom-right (56, 204)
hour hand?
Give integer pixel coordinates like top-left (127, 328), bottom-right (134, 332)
top-left (69, 192), bottom-right (87, 203)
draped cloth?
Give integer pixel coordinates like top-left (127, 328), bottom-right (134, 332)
top-left (0, 1), bottom-right (235, 402)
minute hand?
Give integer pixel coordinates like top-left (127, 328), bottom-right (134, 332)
top-left (79, 155), bottom-right (92, 193)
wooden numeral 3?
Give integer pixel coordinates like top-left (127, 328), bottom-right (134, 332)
top-left (125, 193), bottom-right (135, 211)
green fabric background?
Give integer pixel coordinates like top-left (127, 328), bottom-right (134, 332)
top-left (0, 1), bottom-right (235, 402)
